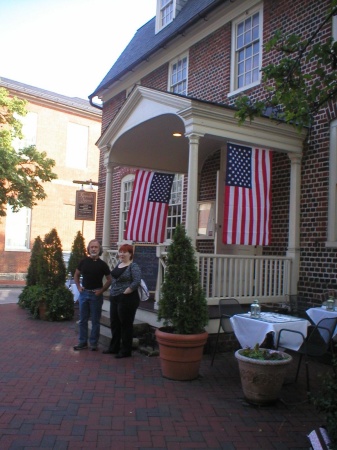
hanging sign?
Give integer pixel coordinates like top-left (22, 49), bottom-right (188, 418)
top-left (75, 190), bottom-right (96, 221)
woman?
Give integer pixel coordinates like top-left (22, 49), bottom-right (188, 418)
top-left (103, 243), bottom-right (141, 358)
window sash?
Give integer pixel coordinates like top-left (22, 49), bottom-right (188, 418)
top-left (170, 56), bottom-right (188, 95)
top-left (5, 206), bottom-right (31, 250)
top-left (66, 122), bottom-right (88, 169)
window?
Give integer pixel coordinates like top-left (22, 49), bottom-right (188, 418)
top-left (333, 14), bottom-right (337, 41)
top-left (169, 54), bottom-right (188, 95)
top-left (155, 0), bottom-right (175, 33)
top-left (166, 174), bottom-right (183, 240)
top-left (120, 174), bottom-right (135, 241)
top-left (12, 111), bottom-right (38, 151)
top-left (66, 122), bottom-right (88, 169)
top-left (327, 119), bottom-right (337, 247)
top-left (5, 206), bottom-right (31, 250)
top-left (230, 7), bottom-right (263, 94)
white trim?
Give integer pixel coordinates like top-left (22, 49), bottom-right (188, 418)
top-left (168, 51), bottom-right (189, 95)
top-left (119, 174), bottom-right (135, 242)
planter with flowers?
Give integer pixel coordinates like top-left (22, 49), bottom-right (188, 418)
top-left (235, 344), bottom-right (292, 405)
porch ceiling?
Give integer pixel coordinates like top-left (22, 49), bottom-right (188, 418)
top-left (97, 86), bottom-right (306, 173)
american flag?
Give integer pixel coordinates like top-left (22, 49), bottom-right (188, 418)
top-left (223, 143), bottom-right (272, 245)
top-left (124, 170), bottom-right (175, 243)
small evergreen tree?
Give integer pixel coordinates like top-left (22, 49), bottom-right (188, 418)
top-left (67, 231), bottom-right (87, 276)
top-left (157, 224), bottom-right (209, 334)
top-left (26, 236), bottom-right (43, 286)
top-left (39, 228), bottom-right (66, 287)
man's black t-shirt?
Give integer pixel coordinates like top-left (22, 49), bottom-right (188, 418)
top-left (77, 257), bottom-right (110, 289)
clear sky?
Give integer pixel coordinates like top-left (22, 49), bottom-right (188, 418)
top-left (0, 0), bottom-right (156, 100)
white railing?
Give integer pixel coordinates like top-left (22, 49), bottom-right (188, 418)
top-left (107, 249), bottom-right (292, 306)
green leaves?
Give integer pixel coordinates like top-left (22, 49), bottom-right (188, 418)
top-left (0, 87), bottom-right (57, 217)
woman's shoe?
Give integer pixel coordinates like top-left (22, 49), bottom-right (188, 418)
top-left (115, 353), bottom-right (131, 359)
top-left (102, 349), bottom-right (117, 354)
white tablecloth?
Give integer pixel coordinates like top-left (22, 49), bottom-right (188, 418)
top-left (306, 307), bottom-right (337, 338)
top-left (230, 312), bottom-right (310, 351)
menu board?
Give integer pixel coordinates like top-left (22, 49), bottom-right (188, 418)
top-left (133, 245), bottom-right (158, 293)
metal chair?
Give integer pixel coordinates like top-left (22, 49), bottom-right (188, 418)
top-left (276, 317), bottom-right (337, 394)
top-left (211, 298), bottom-right (243, 366)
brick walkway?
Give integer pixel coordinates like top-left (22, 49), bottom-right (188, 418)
top-left (0, 299), bottom-right (331, 449)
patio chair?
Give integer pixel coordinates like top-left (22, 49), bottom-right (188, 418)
top-left (210, 298), bottom-right (243, 366)
top-left (276, 317), bottom-right (337, 394)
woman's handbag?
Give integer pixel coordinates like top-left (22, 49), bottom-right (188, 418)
top-left (138, 279), bottom-right (150, 301)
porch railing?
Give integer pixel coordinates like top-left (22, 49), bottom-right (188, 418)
top-left (106, 250), bottom-right (292, 305)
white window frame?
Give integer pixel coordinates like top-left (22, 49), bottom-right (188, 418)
top-left (5, 206), bottom-right (31, 251)
top-left (166, 174), bottom-right (183, 240)
top-left (229, 4), bottom-right (263, 96)
top-left (333, 14), bottom-right (337, 41)
top-left (155, 0), bottom-right (175, 33)
top-left (66, 122), bottom-right (89, 169)
top-left (327, 119), bottom-right (337, 247)
top-left (168, 53), bottom-right (188, 95)
top-left (120, 174), bottom-right (135, 242)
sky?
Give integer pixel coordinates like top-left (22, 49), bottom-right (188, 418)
top-left (0, 0), bottom-right (156, 100)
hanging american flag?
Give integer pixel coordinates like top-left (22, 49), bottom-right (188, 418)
top-left (223, 143), bottom-right (272, 246)
top-left (124, 170), bottom-right (175, 243)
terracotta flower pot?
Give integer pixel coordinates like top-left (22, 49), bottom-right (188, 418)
top-left (155, 328), bottom-right (209, 381)
top-left (235, 348), bottom-right (292, 405)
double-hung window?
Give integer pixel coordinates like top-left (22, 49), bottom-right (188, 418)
top-left (230, 7), bottom-right (263, 94)
top-left (5, 206), bottom-right (31, 250)
top-left (156, 0), bottom-right (174, 32)
top-left (66, 122), bottom-right (88, 169)
top-left (120, 175), bottom-right (135, 241)
top-left (169, 54), bottom-right (188, 95)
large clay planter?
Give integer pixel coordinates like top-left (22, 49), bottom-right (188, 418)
top-left (155, 328), bottom-right (209, 381)
top-left (235, 349), bottom-right (292, 405)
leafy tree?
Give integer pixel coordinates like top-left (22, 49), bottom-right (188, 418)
top-left (0, 87), bottom-right (57, 217)
top-left (26, 236), bottom-right (43, 286)
top-left (235, 1), bottom-right (337, 132)
top-left (67, 231), bottom-right (87, 276)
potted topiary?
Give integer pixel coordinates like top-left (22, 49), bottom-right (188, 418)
top-left (155, 224), bottom-right (209, 381)
top-left (18, 228), bottom-right (74, 321)
top-left (235, 343), bottom-right (293, 405)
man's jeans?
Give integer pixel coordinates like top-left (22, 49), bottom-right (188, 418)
top-left (78, 290), bottom-right (103, 346)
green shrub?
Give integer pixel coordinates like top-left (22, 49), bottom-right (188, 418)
top-left (67, 231), bottom-right (87, 276)
top-left (157, 224), bottom-right (209, 334)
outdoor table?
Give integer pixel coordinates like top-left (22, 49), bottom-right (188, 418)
top-left (306, 307), bottom-right (337, 338)
top-left (230, 312), bottom-right (310, 351)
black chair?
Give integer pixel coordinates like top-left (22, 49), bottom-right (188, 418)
top-left (211, 298), bottom-right (243, 366)
top-left (276, 317), bottom-right (337, 394)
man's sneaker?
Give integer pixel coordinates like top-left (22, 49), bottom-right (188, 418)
top-left (73, 343), bottom-right (88, 351)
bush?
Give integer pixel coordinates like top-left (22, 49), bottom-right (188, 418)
top-left (67, 231), bottom-right (87, 276)
top-left (157, 224), bottom-right (209, 334)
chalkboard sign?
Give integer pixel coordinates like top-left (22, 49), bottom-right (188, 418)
top-left (133, 245), bottom-right (158, 293)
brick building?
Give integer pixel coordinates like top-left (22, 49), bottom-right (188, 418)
top-left (0, 78), bottom-right (102, 282)
top-left (88, 0), bottom-right (337, 323)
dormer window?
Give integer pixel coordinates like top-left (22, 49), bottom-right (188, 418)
top-left (156, 0), bottom-right (175, 33)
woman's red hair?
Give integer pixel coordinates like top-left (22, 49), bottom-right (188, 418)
top-left (118, 243), bottom-right (134, 259)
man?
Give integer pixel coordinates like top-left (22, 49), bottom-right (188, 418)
top-left (73, 239), bottom-right (112, 351)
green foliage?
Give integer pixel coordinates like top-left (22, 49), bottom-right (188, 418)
top-left (157, 224), bottom-right (209, 334)
top-left (18, 228), bottom-right (72, 321)
top-left (26, 236), bottom-right (43, 286)
top-left (234, 2), bottom-right (337, 132)
top-left (240, 343), bottom-right (290, 361)
top-left (18, 285), bottom-right (74, 321)
top-left (313, 356), bottom-right (337, 449)
top-left (67, 231), bottom-right (87, 276)
top-left (0, 87), bottom-right (57, 218)
top-left (39, 228), bottom-right (66, 287)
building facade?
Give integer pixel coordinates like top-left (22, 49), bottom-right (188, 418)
top-left (88, 0), bottom-right (337, 309)
top-left (0, 78), bottom-right (102, 281)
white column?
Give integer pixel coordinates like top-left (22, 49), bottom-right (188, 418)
top-left (185, 133), bottom-right (202, 246)
top-left (286, 153), bottom-right (302, 294)
top-left (102, 164), bottom-right (113, 256)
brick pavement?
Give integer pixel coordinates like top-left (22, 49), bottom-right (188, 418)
top-left (0, 299), bottom-right (332, 450)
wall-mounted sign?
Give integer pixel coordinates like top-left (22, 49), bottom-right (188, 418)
top-left (75, 190), bottom-right (96, 221)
